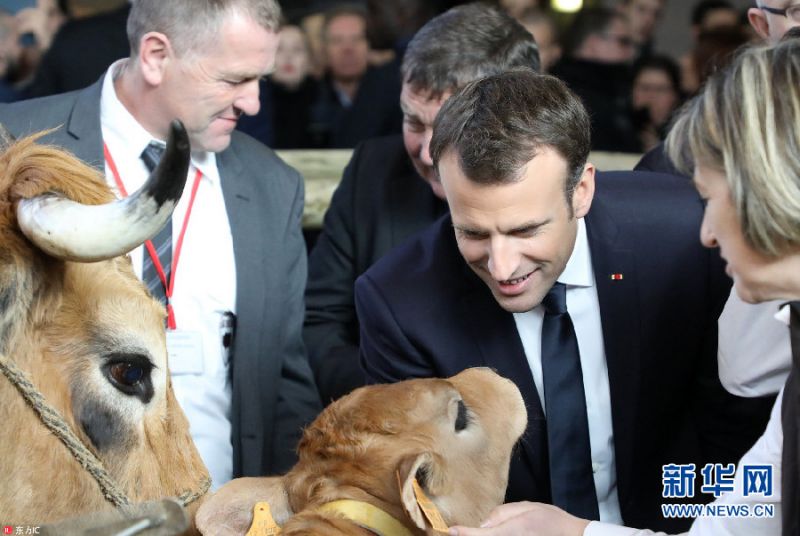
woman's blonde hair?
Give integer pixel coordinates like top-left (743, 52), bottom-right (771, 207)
top-left (666, 38), bottom-right (800, 256)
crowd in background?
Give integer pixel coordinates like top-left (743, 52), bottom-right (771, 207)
top-left (0, 0), bottom-right (760, 154)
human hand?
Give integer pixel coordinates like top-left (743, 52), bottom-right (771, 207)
top-left (449, 502), bottom-right (590, 536)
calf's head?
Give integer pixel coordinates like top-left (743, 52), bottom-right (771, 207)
top-left (198, 367), bottom-right (527, 534)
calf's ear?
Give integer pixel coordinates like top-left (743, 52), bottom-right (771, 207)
top-left (195, 476), bottom-right (292, 536)
top-left (397, 452), bottom-right (447, 531)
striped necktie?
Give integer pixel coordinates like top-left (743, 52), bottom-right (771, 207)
top-left (140, 141), bottom-right (171, 305)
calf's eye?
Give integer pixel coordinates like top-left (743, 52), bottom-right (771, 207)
top-left (455, 399), bottom-right (469, 432)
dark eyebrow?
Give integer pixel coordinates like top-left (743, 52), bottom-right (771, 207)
top-left (452, 219), bottom-right (551, 236)
top-left (452, 223), bottom-right (485, 234)
top-left (401, 110), bottom-right (421, 122)
top-left (506, 219), bottom-right (550, 234)
top-left (221, 70), bottom-right (266, 83)
top-left (399, 100), bottom-right (421, 117)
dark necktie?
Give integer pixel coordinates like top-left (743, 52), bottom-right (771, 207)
top-left (782, 301), bottom-right (800, 536)
top-left (140, 141), bottom-right (171, 305)
top-left (541, 282), bottom-right (600, 520)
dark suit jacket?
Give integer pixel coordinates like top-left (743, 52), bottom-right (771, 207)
top-left (26, 5), bottom-right (131, 99)
top-left (355, 171), bottom-right (773, 532)
top-left (310, 64), bottom-right (403, 148)
top-left (634, 142), bottom-right (684, 177)
top-left (0, 76), bottom-right (322, 477)
top-left (304, 135), bottom-right (447, 403)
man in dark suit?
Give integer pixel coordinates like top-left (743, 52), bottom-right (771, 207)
top-left (310, 4), bottom-right (402, 148)
top-left (355, 70), bottom-right (771, 532)
top-left (25, 2), bottom-right (131, 98)
top-left (0, 0), bottom-right (321, 489)
top-left (304, 2), bottom-right (540, 404)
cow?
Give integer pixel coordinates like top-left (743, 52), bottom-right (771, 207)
top-left (196, 367), bottom-right (527, 535)
top-left (0, 121), bottom-right (209, 528)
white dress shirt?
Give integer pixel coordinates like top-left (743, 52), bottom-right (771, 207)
top-left (718, 289), bottom-right (790, 397)
top-left (584, 305), bottom-right (790, 536)
top-left (100, 61), bottom-right (237, 490)
top-left (513, 218), bottom-right (622, 524)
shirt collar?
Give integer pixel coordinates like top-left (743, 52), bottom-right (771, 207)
top-left (100, 59), bottom-right (218, 184)
top-left (558, 218), bottom-right (593, 288)
top-left (101, 60), bottom-right (153, 161)
top-left (775, 303), bottom-right (792, 326)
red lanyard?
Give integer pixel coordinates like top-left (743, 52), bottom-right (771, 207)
top-left (103, 142), bottom-right (202, 330)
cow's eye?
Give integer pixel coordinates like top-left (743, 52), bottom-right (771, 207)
top-left (111, 362), bottom-right (144, 385)
top-left (455, 399), bottom-right (470, 432)
top-left (103, 353), bottom-right (155, 402)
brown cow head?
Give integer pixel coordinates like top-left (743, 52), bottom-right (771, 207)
top-left (197, 367), bottom-right (527, 535)
top-left (0, 123), bottom-right (209, 526)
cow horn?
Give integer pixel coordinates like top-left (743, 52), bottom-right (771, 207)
top-left (16, 120), bottom-right (191, 262)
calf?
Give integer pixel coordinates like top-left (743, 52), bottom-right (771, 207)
top-left (197, 367), bottom-right (526, 535)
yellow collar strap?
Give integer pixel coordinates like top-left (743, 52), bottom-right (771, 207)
top-left (316, 499), bottom-right (415, 536)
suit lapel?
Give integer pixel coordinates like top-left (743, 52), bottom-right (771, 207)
top-left (217, 145), bottom-right (265, 331)
top-left (65, 76), bottom-right (106, 168)
top-left (388, 154), bottom-right (447, 249)
top-left (585, 197), bottom-right (641, 507)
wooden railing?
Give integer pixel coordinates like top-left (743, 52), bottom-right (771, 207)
top-left (277, 150), bottom-right (643, 229)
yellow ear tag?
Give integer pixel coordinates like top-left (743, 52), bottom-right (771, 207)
top-left (246, 501), bottom-right (282, 536)
top-left (411, 478), bottom-right (449, 533)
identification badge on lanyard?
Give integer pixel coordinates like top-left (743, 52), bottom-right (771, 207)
top-left (166, 330), bottom-right (205, 375)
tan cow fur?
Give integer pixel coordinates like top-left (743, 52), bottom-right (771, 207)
top-left (197, 368), bottom-right (527, 535)
top-left (0, 134), bottom-right (208, 527)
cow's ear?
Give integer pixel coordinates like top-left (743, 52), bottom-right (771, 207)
top-left (195, 476), bottom-right (292, 535)
top-left (397, 452), bottom-right (447, 531)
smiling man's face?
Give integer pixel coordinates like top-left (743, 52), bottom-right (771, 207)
top-left (160, 12), bottom-right (278, 152)
top-left (440, 147), bottom-right (594, 313)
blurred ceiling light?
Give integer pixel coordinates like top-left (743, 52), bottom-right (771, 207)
top-left (552, 0), bottom-right (583, 13)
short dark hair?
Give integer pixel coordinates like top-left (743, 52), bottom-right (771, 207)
top-left (430, 69), bottom-right (590, 204)
top-left (401, 2), bottom-right (540, 99)
top-left (365, 0), bottom-right (434, 50)
top-left (562, 7), bottom-right (623, 58)
top-left (633, 54), bottom-right (682, 94)
top-left (690, 0), bottom-right (735, 27)
top-left (784, 26), bottom-right (800, 41)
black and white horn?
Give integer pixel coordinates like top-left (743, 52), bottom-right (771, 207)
top-left (16, 120), bottom-right (190, 262)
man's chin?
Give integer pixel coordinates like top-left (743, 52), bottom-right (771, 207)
top-left (492, 291), bottom-right (538, 314)
top-left (194, 133), bottom-right (233, 154)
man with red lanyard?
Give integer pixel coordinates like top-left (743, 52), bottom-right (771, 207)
top-left (0, 0), bottom-right (322, 490)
